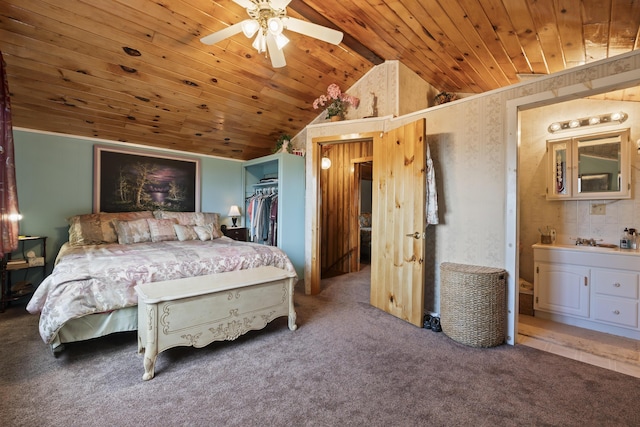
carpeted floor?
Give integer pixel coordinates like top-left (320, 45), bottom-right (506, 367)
top-left (1, 265), bottom-right (639, 426)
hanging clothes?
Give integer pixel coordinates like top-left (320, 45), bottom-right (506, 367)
top-left (246, 187), bottom-right (278, 245)
top-left (425, 143), bottom-right (439, 227)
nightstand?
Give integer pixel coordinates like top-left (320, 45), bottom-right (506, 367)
top-left (222, 227), bottom-right (248, 242)
top-left (1, 236), bottom-right (47, 312)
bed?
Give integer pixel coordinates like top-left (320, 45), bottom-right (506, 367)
top-left (26, 210), bottom-right (296, 353)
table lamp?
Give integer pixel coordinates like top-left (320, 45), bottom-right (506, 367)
top-left (228, 205), bottom-right (241, 227)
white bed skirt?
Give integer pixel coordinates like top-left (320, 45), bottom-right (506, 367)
top-left (51, 307), bottom-right (138, 351)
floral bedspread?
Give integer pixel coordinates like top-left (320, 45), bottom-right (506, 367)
top-left (27, 237), bottom-right (296, 344)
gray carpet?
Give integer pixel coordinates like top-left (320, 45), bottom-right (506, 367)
top-left (1, 265), bottom-right (639, 426)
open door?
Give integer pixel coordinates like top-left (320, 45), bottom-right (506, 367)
top-left (370, 119), bottom-right (426, 327)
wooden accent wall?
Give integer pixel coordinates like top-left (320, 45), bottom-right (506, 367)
top-left (320, 140), bottom-right (373, 277)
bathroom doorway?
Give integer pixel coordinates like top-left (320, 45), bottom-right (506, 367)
top-left (513, 83), bottom-right (640, 375)
top-left (353, 158), bottom-right (372, 269)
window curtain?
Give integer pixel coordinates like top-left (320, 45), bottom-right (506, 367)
top-left (0, 51), bottom-right (20, 256)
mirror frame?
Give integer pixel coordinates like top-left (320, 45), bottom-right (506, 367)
top-left (546, 128), bottom-right (631, 200)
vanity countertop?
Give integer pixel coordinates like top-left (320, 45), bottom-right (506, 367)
top-left (532, 243), bottom-right (640, 268)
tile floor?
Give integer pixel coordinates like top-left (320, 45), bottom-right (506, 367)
top-left (517, 314), bottom-right (640, 378)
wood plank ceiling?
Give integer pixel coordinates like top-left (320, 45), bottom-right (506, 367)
top-left (1, 0), bottom-right (639, 160)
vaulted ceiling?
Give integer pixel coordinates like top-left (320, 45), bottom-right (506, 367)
top-left (1, 0), bottom-right (639, 160)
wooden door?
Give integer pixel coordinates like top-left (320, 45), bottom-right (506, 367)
top-left (370, 119), bottom-right (426, 326)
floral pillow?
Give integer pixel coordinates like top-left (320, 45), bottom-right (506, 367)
top-left (114, 218), bottom-right (152, 244)
top-left (194, 223), bottom-right (216, 241)
top-left (147, 218), bottom-right (178, 242)
top-left (153, 211), bottom-right (199, 225)
top-left (199, 213), bottom-right (222, 238)
top-left (174, 224), bottom-right (199, 241)
top-left (68, 211), bottom-right (153, 246)
top-left (153, 211), bottom-right (222, 239)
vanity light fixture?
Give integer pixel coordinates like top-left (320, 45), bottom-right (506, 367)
top-left (548, 112), bottom-right (628, 133)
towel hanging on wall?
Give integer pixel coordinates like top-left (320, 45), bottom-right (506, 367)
top-left (426, 144), bottom-right (439, 227)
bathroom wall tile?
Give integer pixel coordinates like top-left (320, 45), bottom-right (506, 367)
top-left (618, 203), bottom-right (635, 224)
top-left (561, 201), bottom-right (577, 223)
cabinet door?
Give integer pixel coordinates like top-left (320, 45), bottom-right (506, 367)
top-left (546, 129), bottom-right (630, 200)
top-left (547, 140), bottom-right (571, 199)
top-left (535, 262), bottom-right (590, 318)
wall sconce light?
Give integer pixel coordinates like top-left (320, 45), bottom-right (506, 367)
top-left (548, 112), bottom-right (628, 133)
top-left (321, 156), bottom-right (332, 170)
top-left (227, 205), bottom-right (241, 227)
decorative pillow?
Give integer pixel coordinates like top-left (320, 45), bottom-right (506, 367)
top-left (147, 218), bottom-right (178, 242)
top-left (68, 211), bottom-right (153, 246)
top-left (114, 218), bottom-right (152, 244)
top-left (173, 224), bottom-right (199, 241)
top-left (153, 211), bottom-right (222, 239)
top-left (153, 211), bottom-right (199, 225)
top-left (198, 212), bottom-right (222, 238)
top-left (194, 223), bottom-right (215, 241)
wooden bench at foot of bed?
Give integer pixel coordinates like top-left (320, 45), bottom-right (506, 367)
top-left (135, 266), bottom-right (297, 380)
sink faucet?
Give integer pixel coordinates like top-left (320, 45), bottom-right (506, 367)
top-left (574, 237), bottom-right (601, 246)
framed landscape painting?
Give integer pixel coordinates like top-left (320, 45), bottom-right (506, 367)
top-left (94, 145), bottom-right (200, 213)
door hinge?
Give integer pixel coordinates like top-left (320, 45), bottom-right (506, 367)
top-left (536, 266), bottom-right (539, 274)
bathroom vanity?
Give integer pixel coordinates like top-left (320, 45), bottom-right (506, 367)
top-left (533, 243), bottom-right (640, 340)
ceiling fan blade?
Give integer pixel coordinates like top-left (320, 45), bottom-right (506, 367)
top-left (270, 0), bottom-right (293, 9)
top-left (231, 0), bottom-right (256, 8)
top-left (200, 21), bottom-right (246, 45)
top-left (282, 17), bottom-right (343, 45)
top-left (266, 34), bottom-right (287, 68)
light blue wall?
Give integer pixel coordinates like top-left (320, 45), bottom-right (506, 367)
top-left (13, 130), bottom-right (244, 270)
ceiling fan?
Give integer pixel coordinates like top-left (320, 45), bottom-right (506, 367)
top-left (200, 0), bottom-right (343, 68)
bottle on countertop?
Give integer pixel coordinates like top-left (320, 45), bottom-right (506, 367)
top-left (629, 228), bottom-right (638, 250)
top-left (620, 228), bottom-right (630, 249)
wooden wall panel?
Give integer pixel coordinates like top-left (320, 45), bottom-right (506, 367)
top-left (320, 140), bottom-right (373, 277)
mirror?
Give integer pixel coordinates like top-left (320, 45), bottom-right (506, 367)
top-left (547, 128), bottom-right (630, 200)
top-left (577, 134), bottom-right (621, 193)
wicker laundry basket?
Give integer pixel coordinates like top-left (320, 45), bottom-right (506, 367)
top-left (440, 262), bottom-right (507, 348)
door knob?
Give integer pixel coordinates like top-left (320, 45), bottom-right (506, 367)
top-left (405, 232), bottom-right (421, 239)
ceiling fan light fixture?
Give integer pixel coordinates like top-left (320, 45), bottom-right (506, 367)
top-left (252, 31), bottom-right (267, 53)
top-left (274, 32), bottom-right (289, 50)
top-left (267, 17), bottom-right (284, 35)
top-left (241, 19), bottom-right (260, 38)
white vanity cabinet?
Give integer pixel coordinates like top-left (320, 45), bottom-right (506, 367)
top-left (533, 244), bottom-right (640, 340)
top-left (591, 269), bottom-right (639, 329)
top-left (535, 262), bottom-right (590, 318)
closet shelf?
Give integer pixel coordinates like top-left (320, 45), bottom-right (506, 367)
top-left (253, 180), bottom-right (279, 187)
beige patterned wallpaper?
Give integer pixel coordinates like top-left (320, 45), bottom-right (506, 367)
top-left (302, 51), bottom-right (640, 326)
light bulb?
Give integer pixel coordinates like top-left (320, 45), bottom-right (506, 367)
top-left (241, 20), bottom-right (259, 38)
top-left (252, 31), bottom-right (266, 53)
top-left (267, 17), bottom-right (283, 35)
top-left (274, 32), bottom-right (289, 50)
top-left (549, 123), bottom-right (561, 132)
top-left (321, 157), bottom-right (332, 170)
